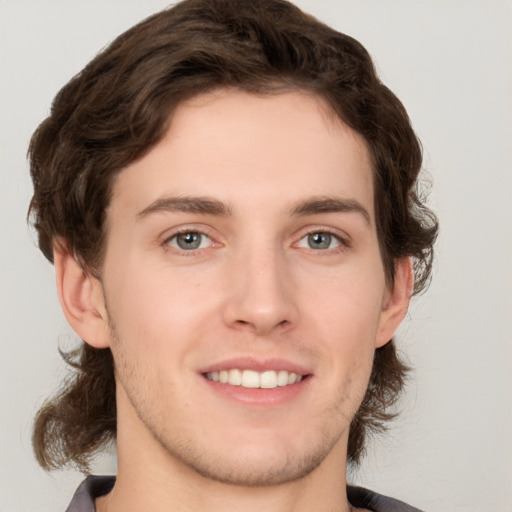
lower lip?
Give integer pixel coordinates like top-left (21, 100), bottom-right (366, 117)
top-left (202, 375), bottom-right (311, 407)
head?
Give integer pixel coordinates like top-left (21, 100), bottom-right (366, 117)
top-left (29, 0), bottom-right (437, 474)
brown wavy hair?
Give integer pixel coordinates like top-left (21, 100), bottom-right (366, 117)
top-left (29, 0), bottom-right (438, 472)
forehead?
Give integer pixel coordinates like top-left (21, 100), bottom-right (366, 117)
top-left (109, 89), bottom-right (374, 219)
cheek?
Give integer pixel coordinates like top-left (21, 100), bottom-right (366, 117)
top-left (104, 261), bottom-right (217, 358)
top-left (303, 265), bottom-right (385, 335)
top-left (302, 267), bottom-right (384, 377)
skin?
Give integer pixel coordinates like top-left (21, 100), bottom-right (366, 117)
top-left (55, 89), bottom-right (412, 512)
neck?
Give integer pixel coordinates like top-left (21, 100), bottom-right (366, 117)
top-left (98, 467), bottom-right (353, 512)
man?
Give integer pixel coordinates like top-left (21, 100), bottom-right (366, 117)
top-left (28, 0), bottom-right (437, 510)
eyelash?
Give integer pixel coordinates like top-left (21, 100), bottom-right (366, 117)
top-left (161, 227), bottom-right (350, 255)
top-left (163, 228), bottom-right (215, 254)
top-left (297, 228), bottom-right (351, 252)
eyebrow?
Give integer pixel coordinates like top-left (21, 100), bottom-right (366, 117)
top-left (289, 196), bottom-right (371, 225)
top-left (136, 194), bottom-right (371, 225)
top-left (136, 195), bottom-right (232, 220)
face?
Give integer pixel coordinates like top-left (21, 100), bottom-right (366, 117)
top-left (92, 90), bottom-right (405, 485)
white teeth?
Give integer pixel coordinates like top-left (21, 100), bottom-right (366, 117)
top-left (242, 370), bottom-right (260, 388)
top-left (288, 372), bottom-right (297, 384)
top-left (277, 370), bottom-right (289, 386)
top-left (260, 370), bottom-right (277, 388)
top-left (228, 369), bottom-right (242, 385)
top-left (205, 369), bottom-right (304, 388)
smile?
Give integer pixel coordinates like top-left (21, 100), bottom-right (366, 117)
top-left (205, 369), bottom-right (304, 389)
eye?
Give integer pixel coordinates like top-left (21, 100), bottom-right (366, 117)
top-left (297, 232), bottom-right (343, 250)
top-left (166, 231), bottom-right (212, 251)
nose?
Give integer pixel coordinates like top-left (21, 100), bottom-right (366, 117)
top-left (222, 246), bottom-right (299, 336)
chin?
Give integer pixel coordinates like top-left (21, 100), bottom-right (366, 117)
top-left (159, 428), bottom-right (342, 487)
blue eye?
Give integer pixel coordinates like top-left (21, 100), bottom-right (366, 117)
top-left (298, 232), bottom-right (342, 250)
top-left (168, 232), bottom-right (212, 251)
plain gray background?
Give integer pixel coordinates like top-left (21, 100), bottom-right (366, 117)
top-left (1, 1), bottom-right (511, 511)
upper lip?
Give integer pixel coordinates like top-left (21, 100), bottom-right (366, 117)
top-left (198, 357), bottom-right (312, 376)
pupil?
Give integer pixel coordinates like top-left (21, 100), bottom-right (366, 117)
top-left (309, 233), bottom-right (330, 249)
top-left (178, 232), bottom-right (201, 250)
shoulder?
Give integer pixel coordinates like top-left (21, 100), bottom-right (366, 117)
top-left (347, 485), bottom-right (425, 512)
top-left (65, 476), bottom-right (115, 512)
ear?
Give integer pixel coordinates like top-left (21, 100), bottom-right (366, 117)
top-left (375, 257), bottom-right (414, 348)
top-left (53, 239), bottom-right (111, 349)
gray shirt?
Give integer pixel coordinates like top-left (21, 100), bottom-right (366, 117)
top-left (66, 475), bottom-right (425, 512)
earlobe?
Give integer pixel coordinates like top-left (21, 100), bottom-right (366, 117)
top-left (54, 239), bottom-right (111, 349)
top-left (375, 257), bottom-right (414, 348)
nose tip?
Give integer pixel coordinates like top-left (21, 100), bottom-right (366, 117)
top-left (222, 255), bottom-right (298, 336)
top-left (231, 310), bottom-right (293, 337)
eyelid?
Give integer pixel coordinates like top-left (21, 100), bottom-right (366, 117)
top-left (161, 225), bottom-right (221, 253)
top-left (168, 232), bottom-right (212, 251)
top-left (294, 226), bottom-right (352, 250)
top-left (159, 224), bottom-right (351, 253)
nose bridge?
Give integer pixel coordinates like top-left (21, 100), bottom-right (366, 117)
top-left (223, 235), bottom-right (298, 335)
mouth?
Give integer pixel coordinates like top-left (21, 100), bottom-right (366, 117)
top-left (204, 369), bottom-right (305, 389)
top-left (199, 358), bottom-right (312, 405)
